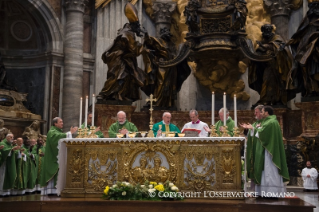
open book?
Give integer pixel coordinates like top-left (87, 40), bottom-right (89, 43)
top-left (181, 128), bottom-right (201, 137)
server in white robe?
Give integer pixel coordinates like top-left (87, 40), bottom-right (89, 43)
top-left (182, 110), bottom-right (209, 137)
top-left (301, 161), bottom-right (318, 191)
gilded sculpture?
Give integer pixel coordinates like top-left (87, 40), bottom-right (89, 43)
top-left (22, 120), bottom-right (43, 140)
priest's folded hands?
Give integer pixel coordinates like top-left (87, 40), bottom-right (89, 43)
top-left (0, 145), bottom-right (4, 150)
top-left (119, 128), bottom-right (129, 135)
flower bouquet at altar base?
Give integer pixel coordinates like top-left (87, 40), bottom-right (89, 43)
top-left (102, 180), bottom-right (183, 201)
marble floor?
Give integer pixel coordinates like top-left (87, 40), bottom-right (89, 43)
top-left (295, 191), bottom-right (318, 212)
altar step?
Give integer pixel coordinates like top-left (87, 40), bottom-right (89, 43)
top-left (286, 185), bottom-right (304, 192)
top-left (0, 194), bottom-right (315, 212)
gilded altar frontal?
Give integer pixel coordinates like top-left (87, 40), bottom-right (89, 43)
top-left (61, 138), bottom-right (243, 198)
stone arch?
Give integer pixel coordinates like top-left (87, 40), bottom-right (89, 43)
top-left (0, 0), bottom-right (64, 131)
top-left (15, 0), bottom-right (63, 53)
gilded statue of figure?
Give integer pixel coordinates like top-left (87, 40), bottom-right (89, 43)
top-left (131, 156), bottom-right (149, 183)
top-left (142, 27), bottom-right (191, 108)
top-left (97, 3), bottom-right (146, 102)
top-left (0, 119), bottom-right (9, 141)
top-left (286, 2), bottom-right (319, 97)
top-left (22, 120), bottom-right (43, 140)
top-left (249, 24), bottom-right (296, 106)
top-left (149, 156), bottom-right (168, 183)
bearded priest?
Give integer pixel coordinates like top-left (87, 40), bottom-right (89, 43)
top-left (108, 111), bottom-right (138, 138)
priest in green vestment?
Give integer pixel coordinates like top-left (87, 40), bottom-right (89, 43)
top-left (27, 139), bottom-right (38, 192)
top-left (0, 133), bottom-right (21, 196)
top-left (240, 105), bottom-right (264, 190)
top-left (35, 138), bottom-right (45, 191)
top-left (242, 106), bottom-right (289, 196)
top-left (152, 112), bottom-right (181, 137)
top-left (13, 137), bottom-right (27, 195)
top-left (108, 111), bottom-right (138, 138)
top-left (40, 117), bottom-right (78, 195)
top-left (81, 112), bottom-right (104, 138)
top-left (214, 108), bottom-right (235, 136)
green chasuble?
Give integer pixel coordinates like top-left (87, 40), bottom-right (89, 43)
top-left (36, 146), bottom-right (45, 185)
top-left (245, 120), bottom-right (261, 180)
top-left (15, 147), bottom-right (26, 190)
top-left (253, 115), bottom-right (290, 184)
top-left (0, 139), bottom-right (17, 190)
top-left (215, 117), bottom-right (235, 136)
top-left (81, 124), bottom-right (104, 138)
top-left (108, 121), bottom-right (138, 138)
top-left (152, 121), bottom-right (181, 137)
top-left (40, 126), bottom-right (67, 187)
top-left (27, 146), bottom-right (38, 189)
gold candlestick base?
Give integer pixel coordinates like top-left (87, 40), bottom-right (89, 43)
top-left (88, 126), bottom-right (98, 138)
top-left (76, 128), bottom-right (83, 138)
top-left (221, 126), bottom-right (230, 137)
top-left (210, 125), bottom-right (218, 137)
top-left (233, 127), bottom-right (240, 137)
top-left (147, 124), bottom-right (154, 138)
top-left (83, 127), bottom-right (89, 138)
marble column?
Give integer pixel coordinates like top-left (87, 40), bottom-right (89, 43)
top-left (264, 0), bottom-right (302, 41)
top-left (152, 0), bottom-right (176, 37)
top-left (62, 0), bottom-right (88, 130)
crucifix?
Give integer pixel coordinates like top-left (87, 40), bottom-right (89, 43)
top-left (146, 94), bottom-right (157, 125)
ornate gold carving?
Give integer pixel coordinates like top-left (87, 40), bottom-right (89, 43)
top-left (123, 142), bottom-right (178, 184)
top-left (62, 138), bottom-right (243, 198)
top-left (219, 148), bottom-right (236, 184)
top-left (182, 146), bottom-right (219, 192)
top-left (68, 149), bottom-right (85, 187)
top-left (85, 147), bottom-right (119, 191)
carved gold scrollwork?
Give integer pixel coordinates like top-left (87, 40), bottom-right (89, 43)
top-left (68, 149), bottom-right (85, 187)
top-left (85, 147), bottom-right (119, 191)
top-left (182, 146), bottom-right (218, 192)
top-left (218, 148), bottom-right (236, 185)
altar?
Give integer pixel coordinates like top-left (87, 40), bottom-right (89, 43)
top-left (56, 137), bottom-right (244, 198)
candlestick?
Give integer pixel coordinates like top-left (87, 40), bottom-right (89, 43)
top-left (92, 94), bottom-right (95, 126)
top-left (234, 94), bottom-right (237, 127)
top-left (85, 96), bottom-right (88, 128)
top-left (212, 92), bottom-right (215, 125)
top-left (223, 92), bottom-right (226, 126)
top-left (79, 97), bottom-right (82, 127)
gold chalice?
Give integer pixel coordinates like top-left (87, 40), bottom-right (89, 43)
top-left (167, 132), bottom-right (175, 137)
top-left (178, 133), bottom-right (185, 137)
top-left (116, 133), bottom-right (124, 138)
top-left (128, 132), bottom-right (136, 138)
top-left (140, 131), bottom-right (147, 138)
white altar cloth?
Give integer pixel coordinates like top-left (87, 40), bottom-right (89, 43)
top-left (56, 137), bottom-right (245, 196)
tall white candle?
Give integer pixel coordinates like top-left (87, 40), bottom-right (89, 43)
top-left (234, 94), bottom-right (237, 127)
top-left (85, 96), bottom-right (88, 128)
top-left (92, 94), bottom-right (95, 126)
top-left (79, 97), bottom-right (82, 127)
top-left (223, 92), bottom-right (226, 126)
top-left (212, 92), bottom-right (215, 125)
